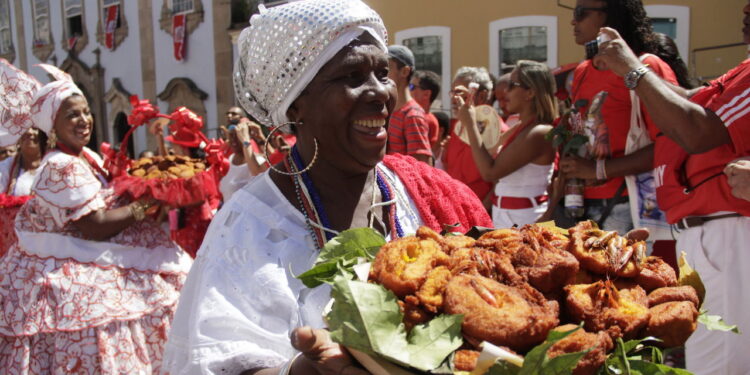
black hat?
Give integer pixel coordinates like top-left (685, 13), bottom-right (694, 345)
top-left (388, 44), bottom-right (415, 68)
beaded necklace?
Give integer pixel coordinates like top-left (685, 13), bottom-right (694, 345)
top-left (287, 146), bottom-right (403, 250)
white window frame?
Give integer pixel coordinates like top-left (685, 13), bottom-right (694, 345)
top-left (0, 0), bottom-right (11, 54)
top-left (63, 0), bottom-right (82, 18)
top-left (489, 16), bottom-right (557, 77)
top-left (395, 26), bottom-right (451, 113)
top-left (170, 0), bottom-right (194, 15)
top-left (645, 5), bottom-right (690, 65)
top-left (32, 0), bottom-right (51, 45)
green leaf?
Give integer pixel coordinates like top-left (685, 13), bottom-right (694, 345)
top-left (486, 361), bottom-right (522, 375)
top-left (326, 276), bottom-right (463, 372)
top-left (698, 310), bottom-right (740, 333)
top-left (677, 251), bottom-right (706, 307)
top-left (296, 228), bottom-right (385, 288)
top-left (627, 360), bottom-right (694, 375)
top-left (543, 350), bottom-right (591, 375)
top-left (511, 325), bottom-right (589, 375)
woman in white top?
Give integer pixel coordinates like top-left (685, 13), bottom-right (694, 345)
top-left (161, 1), bottom-right (491, 374)
top-left (0, 128), bottom-right (45, 255)
top-left (0, 60), bottom-right (191, 374)
top-left (455, 60), bottom-right (557, 228)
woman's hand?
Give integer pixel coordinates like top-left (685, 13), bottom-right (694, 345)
top-left (451, 85), bottom-right (476, 129)
top-left (724, 158), bottom-right (750, 202)
top-left (559, 155), bottom-right (597, 180)
top-left (291, 326), bottom-right (369, 375)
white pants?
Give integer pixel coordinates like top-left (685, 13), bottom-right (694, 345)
top-left (680, 216), bottom-right (750, 375)
top-left (492, 201), bottom-right (547, 229)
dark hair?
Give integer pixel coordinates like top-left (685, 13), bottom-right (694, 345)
top-left (414, 70), bottom-right (441, 103)
top-left (602, 0), bottom-right (657, 55)
top-left (653, 32), bottom-right (695, 89)
top-left (432, 111), bottom-right (450, 139)
top-left (392, 58), bottom-right (414, 83)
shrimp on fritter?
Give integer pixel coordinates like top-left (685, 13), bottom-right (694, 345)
top-left (564, 280), bottom-right (650, 340)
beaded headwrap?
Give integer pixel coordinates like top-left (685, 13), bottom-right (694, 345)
top-left (233, 0), bottom-right (388, 127)
top-left (0, 59), bottom-right (83, 146)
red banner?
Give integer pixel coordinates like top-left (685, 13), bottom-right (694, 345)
top-left (104, 5), bottom-right (119, 49)
top-left (172, 14), bottom-right (186, 61)
top-left (67, 36), bottom-right (78, 50)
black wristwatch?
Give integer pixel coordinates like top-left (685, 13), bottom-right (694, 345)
top-left (624, 65), bottom-right (650, 90)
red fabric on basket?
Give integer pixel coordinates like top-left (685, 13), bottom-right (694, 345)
top-left (112, 167), bottom-right (221, 208)
top-left (382, 154), bottom-right (492, 234)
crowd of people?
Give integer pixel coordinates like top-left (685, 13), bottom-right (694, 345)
top-left (0, 0), bottom-right (748, 374)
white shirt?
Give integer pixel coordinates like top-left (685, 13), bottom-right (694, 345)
top-left (162, 165), bottom-right (422, 375)
top-left (0, 156), bottom-right (38, 196)
top-left (219, 153), bottom-right (266, 202)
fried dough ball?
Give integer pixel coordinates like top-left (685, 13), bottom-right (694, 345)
top-left (568, 221), bottom-right (646, 278)
top-left (442, 235), bottom-right (476, 254)
top-left (449, 247), bottom-right (523, 285)
top-left (398, 295), bottom-right (432, 331)
top-left (453, 349), bottom-right (480, 372)
top-left (510, 225), bottom-right (579, 294)
top-left (444, 274), bottom-right (559, 352)
top-left (370, 236), bottom-right (449, 298)
top-left (565, 280), bottom-right (650, 339)
top-left (648, 286), bottom-right (700, 308)
top-left (645, 301), bottom-right (699, 347)
top-left (636, 256), bottom-right (678, 292)
top-left (415, 266), bottom-right (452, 313)
top-left (476, 228), bottom-right (525, 253)
top-left (548, 324), bottom-right (613, 375)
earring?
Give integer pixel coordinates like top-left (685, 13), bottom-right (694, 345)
top-left (264, 121), bottom-right (319, 176)
top-left (46, 130), bottom-right (58, 149)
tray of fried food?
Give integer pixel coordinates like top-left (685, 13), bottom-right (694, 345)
top-left (128, 155), bottom-right (207, 180)
top-left (364, 222), bottom-right (702, 375)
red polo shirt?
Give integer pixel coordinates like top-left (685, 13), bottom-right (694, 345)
top-left (654, 59), bottom-right (750, 222)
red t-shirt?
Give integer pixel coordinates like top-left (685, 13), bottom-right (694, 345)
top-left (571, 56), bottom-right (678, 199)
top-left (654, 59), bottom-right (750, 222)
top-left (441, 117), bottom-right (509, 201)
top-left (426, 111), bottom-right (439, 148)
top-left (387, 99), bottom-right (432, 158)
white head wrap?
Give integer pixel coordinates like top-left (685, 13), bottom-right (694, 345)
top-left (233, 0), bottom-right (388, 127)
top-left (0, 59), bottom-right (41, 147)
top-left (30, 64), bottom-right (84, 135)
top-left (0, 60), bottom-right (83, 146)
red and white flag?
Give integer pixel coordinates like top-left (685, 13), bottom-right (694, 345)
top-left (104, 5), bottom-right (119, 49)
top-left (172, 14), bottom-right (186, 61)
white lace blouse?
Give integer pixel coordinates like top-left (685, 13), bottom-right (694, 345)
top-left (162, 165), bottom-right (422, 375)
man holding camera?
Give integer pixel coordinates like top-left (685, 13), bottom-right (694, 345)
top-left (595, 2), bottom-right (750, 373)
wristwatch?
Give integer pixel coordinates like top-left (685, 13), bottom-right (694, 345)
top-left (624, 65), bottom-right (650, 89)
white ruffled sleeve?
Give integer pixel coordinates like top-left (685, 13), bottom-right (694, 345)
top-left (31, 150), bottom-right (105, 227)
top-left (162, 174), bottom-right (328, 375)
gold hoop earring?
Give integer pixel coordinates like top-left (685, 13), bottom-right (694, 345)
top-left (46, 130), bottom-right (58, 149)
top-left (264, 121), bottom-right (319, 176)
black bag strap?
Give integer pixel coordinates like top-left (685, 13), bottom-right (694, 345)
top-left (596, 181), bottom-right (627, 228)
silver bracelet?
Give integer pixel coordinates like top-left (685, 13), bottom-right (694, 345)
top-left (596, 159), bottom-right (608, 181)
top-left (278, 353), bottom-right (302, 375)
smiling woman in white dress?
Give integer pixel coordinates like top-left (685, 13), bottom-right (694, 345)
top-left (161, 1), bottom-right (492, 374)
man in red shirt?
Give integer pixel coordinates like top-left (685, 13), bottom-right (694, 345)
top-left (410, 70), bottom-right (441, 152)
top-left (386, 45), bottom-right (432, 164)
top-left (596, 2), bottom-right (750, 372)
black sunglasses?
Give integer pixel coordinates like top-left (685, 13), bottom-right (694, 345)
top-left (508, 80), bottom-right (527, 90)
top-left (573, 6), bottom-right (607, 21)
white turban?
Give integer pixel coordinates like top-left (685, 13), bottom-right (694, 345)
top-left (233, 0), bottom-right (388, 127)
top-left (0, 60), bottom-right (83, 146)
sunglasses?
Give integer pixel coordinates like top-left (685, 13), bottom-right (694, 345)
top-left (508, 81), bottom-right (527, 90)
top-left (573, 6), bottom-right (607, 21)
